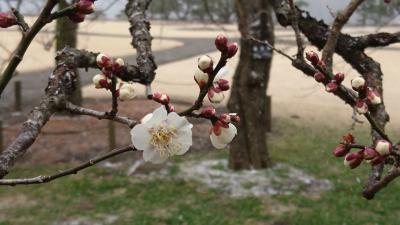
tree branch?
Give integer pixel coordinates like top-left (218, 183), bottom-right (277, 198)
top-left (321, 0), bottom-right (365, 69)
top-left (0, 145), bottom-right (136, 186)
top-left (65, 102), bottom-right (137, 128)
top-left (357, 32), bottom-right (400, 49)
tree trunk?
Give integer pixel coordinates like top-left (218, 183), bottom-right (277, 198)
top-left (228, 0), bottom-right (274, 170)
top-left (55, 0), bottom-right (82, 106)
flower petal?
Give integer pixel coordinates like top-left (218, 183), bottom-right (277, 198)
top-left (219, 124), bottom-right (237, 143)
top-left (210, 132), bottom-right (228, 149)
top-left (143, 149), bottom-right (168, 164)
top-left (130, 124), bottom-right (151, 150)
top-left (167, 112), bottom-right (193, 130)
top-left (145, 106), bottom-right (168, 128)
top-left (175, 129), bottom-right (193, 155)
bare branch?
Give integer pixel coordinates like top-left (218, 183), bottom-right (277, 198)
top-left (65, 102), bottom-right (137, 128)
top-left (287, 0), bottom-right (305, 59)
top-left (362, 166), bottom-right (400, 200)
top-left (0, 146), bottom-right (136, 186)
top-left (357, 32), bottom-right (400, 49)
top-left (321, 0), bottom-right (365, 69)
top-left (11, 7), bottom-right (29, 32)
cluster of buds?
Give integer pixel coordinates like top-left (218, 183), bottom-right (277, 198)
top-left (306, 51), bottom-right (345, 93)
top-left (69, 0), bottom-right (95, 23)
top-left (351, 76), bottom-right (382, 114)
top-left (152, 92), bottom-right (174, 112)
top-left (0, 12), bottom-right (17, 28)
top-left (332, 134), bottom-right (392, 169)
top-left (200, 106), bottom-right (239, 149)
top-left (92, 53), bottom-right (135, 101)
top-left (194, 36), bottom-right (237, 104)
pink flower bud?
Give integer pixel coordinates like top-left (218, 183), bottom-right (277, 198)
top-left (219, 113), bottom-right (231, 124)
top-left (96, 53), bottom-right (111, 68)
top-left (313, 72), bottom-right (325, 83)
top-left (317, 60), bottom-right (326, 69)
top-left (355, 100), bottom-right (368, 114)
top-left (99, 79), bottom-right (111, 89)
top-left (325, 82), bottom-right (338, 92)
top-left (0, 12), bottom-right (17, 28)
top-left (198, 55), bottom-right (213, 73)
top-left (333, 144), bottom-right (349, 157)
top-left (152, 92), bottom-right (170, 105)
top-left (351, 76), bottom-right (366, 91)
top-left (344, 151), bottom-right (363, 169)
top-left (227, 42), bottom-right (239, 58)
top-left (334, 72), bottom-right (345, 84)
top-left (217, 79), bottom-right (230, 91)
top-left (230, 113), bottom-right (240, 123)
top-left (363, 147), bottom-right (379, 160)
top-left (215, 34), bottom-right (228, 52)
top-left (68, 12), bottom-right (85, 23)
top-left (208, 87), bottom-right (225, 104)
top-left (366, 88), bottom-right (381, 105)
top-left (375, 140), bottom-right (392, 156)
top-left (169, 105), bottom-right (175, 112)
top-left (194, 68), bottom-right (209, 88)
top-left (77, 0), bottom-right (95, 14)
top-left (201, 106), bottom-right (216, 118)
top-left (113, 58), bottom-right (125, 71)
top-left (305, 51), bottom-right (319, 65)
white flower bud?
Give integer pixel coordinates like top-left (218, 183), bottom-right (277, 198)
top-left (208, 87), bottom-right (224, 104)
top-left (355, 100), bottom-right (368, 114)
top-left (351, 77), bottom-right (366, 91)
top-left (96, 53), bottom-right (111, 68)
top-left (92, 74), bottom-right (108, 89)
top-left (366, 88), bottom-right (382, 105)
top-left (198, 55), bottom-right (213, 72)
top-left (375, 140), bottom-right (392, 156)
top-left (194, 68), bottom-right (209, 88)
top-left (210, 123), bottom-right (237, 149)
top-left (119, 83), bottom-right (136, 101)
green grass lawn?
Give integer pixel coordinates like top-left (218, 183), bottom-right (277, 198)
top-left (0, 118), bottom-right (399, 225)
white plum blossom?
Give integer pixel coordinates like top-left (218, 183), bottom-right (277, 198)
top-left (130, 107), bottom-right (193, 164)
top-left (119, 82), bottom-right (136, 101)
top-left (210, 123), bottom-right (237, 149)
top-left (92, 74), bottom-right (109, 89)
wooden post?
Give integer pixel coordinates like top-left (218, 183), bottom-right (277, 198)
top-left (108, 121), bottom-right (116, 150)
top-left (265, 95), bottom-right (271, 132)
top-left (14, 81), bottom-right (21, 111)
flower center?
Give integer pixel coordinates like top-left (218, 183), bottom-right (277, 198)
top-left (149, 124), bottom-right (180, 156)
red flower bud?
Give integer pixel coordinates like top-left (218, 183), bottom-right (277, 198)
top-left (325, 82), bottom-right (338, 92)
top-left (77, 0), bottom-right (95, 14)
top-left (230, 113), bottom-right (240, 123)
top-left (313, 72), bottom-right (325, 83)
top-left (305, 51), bottom-right (319, 65)
top-left (363, 147), bottom-right (379, 160)
top-left (215, 34), bottom-right (228, 52)
top-left (333, 144), bottom-right (349, 157)
top-left (334, 72), bottom-right (345, 84)
top-left (217, 79), bottom-right (230, 91)
top-left (68, 12), bottom-right (85, 23)
top-left (0, 12), bottom-right (17, 28)
top-left (227, 42), bottom-right (238, 58)
top-left (96, 53), bottom-right (111, 68)
top-left (201, 106), bottom-right (216, 118)
top-left (169, 105), bottom-right (175, 112)
top-left (219, 113), bottom-right (231, 124)
top-left (152, 92), bottom-right (170, 105)
top-left (355, 100), bottom-right (368, 114)
top-left (342, 133), bottom-right (355, 144)
top-left (344, 151), bottom-right (363, 169)
top-left (99, 79), bottom-right (111, 89)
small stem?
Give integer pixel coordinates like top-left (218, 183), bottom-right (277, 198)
top-left (11, 8), bottom-right (29, 32)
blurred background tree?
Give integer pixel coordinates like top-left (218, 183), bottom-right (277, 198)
top-left (55, 0), bottom-right (81, 106)
top-left (357, 0), bottom-right (400, 25)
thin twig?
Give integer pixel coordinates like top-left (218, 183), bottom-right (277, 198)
top-left (11, 7), bottom-right (29, 32)
top-left (65, 102), bottom-right (137, 128)
top-left (287, 0), bottom-right (305, 59)
top-left (0, 145), bottom-right (136, 186)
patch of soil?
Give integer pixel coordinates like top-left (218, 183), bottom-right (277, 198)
top-left (2, 98), bottom-right (214, 166)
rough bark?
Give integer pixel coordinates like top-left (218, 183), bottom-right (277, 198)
top-left (125, 0), bottom-right (157, 86)
top-left (228, 0), bottom-right (274, 170)
top-left (56, 0), bottom-right (81, 106)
